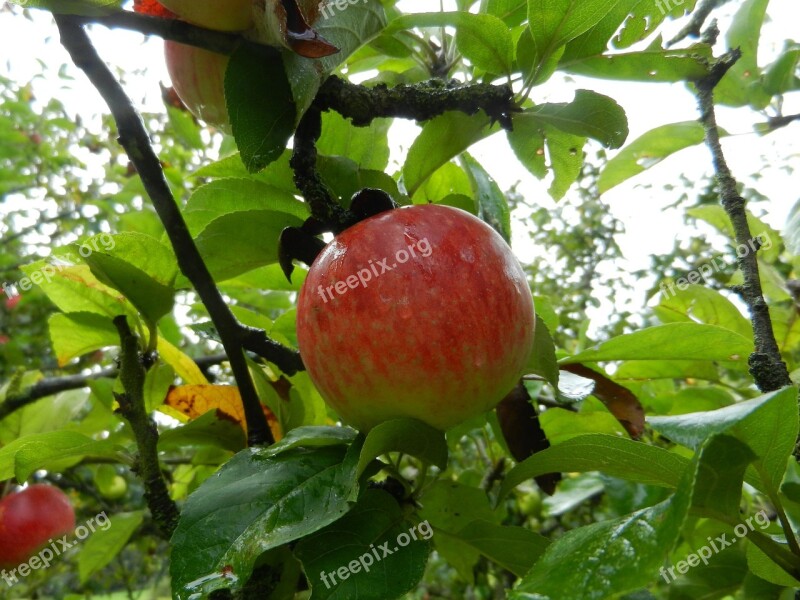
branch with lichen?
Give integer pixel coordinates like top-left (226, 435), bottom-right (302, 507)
top-left (112, 316), bottom-right (179, 539)
top-left (692, 48), bottom-right (796, 447)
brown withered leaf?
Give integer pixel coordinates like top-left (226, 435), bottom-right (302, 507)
top-left (164, 385), bottom-right (282, 441)
top-left (496, 383), bottom-right (561, 495)
top-left (560, 363), bottom-right (644, 439)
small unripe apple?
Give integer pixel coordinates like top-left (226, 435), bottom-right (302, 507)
top-left (0, 485), bottom-right (75, 568)
top-left (297, 204), bottom-right (535, 431)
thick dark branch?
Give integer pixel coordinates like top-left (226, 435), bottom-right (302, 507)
top-left (70, 11), bottom-right (244, 56)
top-left (290, 106), bottom-right (354, 231)
top-left (316, 76), bottom-right (515, 130)
top-left (0, 355), bottom-right (228, 422)
top-left (54, 15), bottom-right (285, 446)
top-left (113, 316), bottom-right (179, 539)
top-left (693, 51), bottom-right (793, 394)
top-left (759, 113), bottom-right (800, 133)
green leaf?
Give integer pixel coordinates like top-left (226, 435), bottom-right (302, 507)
top-left (561, 323), bottom-right (752, 364)
top-left (526, 315), bottom-right (559, 390)
top-left (599, 121), bottom-right (727, 193)
top-left (81, 233), bottom-right (177, 324)
top-left (294, 490), bottom-right (432, 600)
top-left (78, 511), bottom-right (144, 584)
top-left (511, 427), bottom-right (724, 599)
top-left (157, 410), bottom-right (246, 454)
top-left (386, 12), bottom-right (513, 73)
top-left (655, 284), bottom-right (753, 340)
top-left (562, 45), bottom-right (712, 82)
top-left (318, 113), bottom-right (391, 171)
top-left (454, 520), bottom-right (549, 577)
top-left (357, 418), bottom-right (449, 477)
top-left (690, 435), bottom-right (755, 522)
top-left (19, 261), bottom-right (134, 319)
top-left (403, 111), bottom-right (497, 196)
top-left (226, 44), bottom-right (296, 173)
top-left (183, 178), bottom-right (309, 236)
top-left (49, 312), bottom-right (119, 366)
top-left (498, 433), bottom-right (689, 502)
top-left (714, 0), bottom-right (771, 108)
top-left (194, 209), bottom-right (305, 282)
top-left (648, 387), bottom-right (799, 491)
top-left (261, 425), bottom-right (358, 458)
top-left (529, 89), bottom-right (628, 149)
top-left (460, 153), bottom-right (512, 242)
top-left (526, 0), bottom-right (627, 73)
top-left (486, 0), bottom-right (527, 27)
top-left (0, 431), bottom-right (123, 482)
top-left (763, 45), bottom-right (800, 96)
top-left (193, 150), bottom-right (299, 195)
top-left (170, 443), bottom-right (362, 598)
top-left (418, 481), bottom-right (499, 582)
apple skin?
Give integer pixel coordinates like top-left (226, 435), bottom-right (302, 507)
top-left (296, 204), bottom-right (535, 431)
top-left (157, 0), bottom-right (253, 31)
top-left (0, 485), bottom-right (75, 568)
top-left (164, 41), bottom-right (231, 131)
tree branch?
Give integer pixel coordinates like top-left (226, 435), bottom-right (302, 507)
top-left (0, 355), bottom-right (228, 422)
top-left (53, 15), bottom-right (296, 446)
top-left (315, 76), bottom-right (515, 130)
top-left (693, 51), bottom-right (793, 394)
top-left (666, 0), bottom-right (733, 47)
top-left (113, 316), bottom-right (179, 539)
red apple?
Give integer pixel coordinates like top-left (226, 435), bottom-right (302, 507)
top-left (0, 485), bottom-right (75, 568)
top-left (296, 204), bottom-right (535, 431)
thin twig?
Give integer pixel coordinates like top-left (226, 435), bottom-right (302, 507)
top-left (53, 15), bottom-right (286, 446)
top-left (666, 0), bottom-right (732, 48)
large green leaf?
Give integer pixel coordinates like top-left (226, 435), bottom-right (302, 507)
top-left (81, 233), bottom-right (177, 324)
top-left (183, 178), bottom-right (309, 236)
top-left (561, 323), bottom-right (752, 365)
top-left (654, 284), bottom-right (753, 340)
top-left (526, 315), bottom-right (559, 390)
top-left (562, 44), bottom-right (712, 82)
top-left (526, 0), bottom-right (627, 76)
top-left (690, 435), bottom-right (755, 523)
top-left (8, 0), bottom-right (120, 15)
top-left (0, 431), bottom-right (124, 482)
top-left (356, 418), bottom-right (448, 477)
top-left (599, 121), bottom-right (727, 193)
top-left (170, 443), bottom-right (362, 598)
top-left (527, 89), bottom-right (628, 149)
top-left (294, 490), bottom-right (431, 600)
top-left (648, 387), bottom-right (799, 491)
top-left (226, 44), bottom-right (296, 173)
top-left (403, 111), bottom-right (497, 196)
top-left (498, 433), bottom-right (689, 501)
top-left (714, 0), bottom-right (771, 108)
top-left (78, 511), bottom-right (144, 584)
top-left (48, 312), bottom-right (119, 366)
top-left (452, 520), bottom-right (549, 577)
top-left (193, 209), bottom-right (305, 282)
